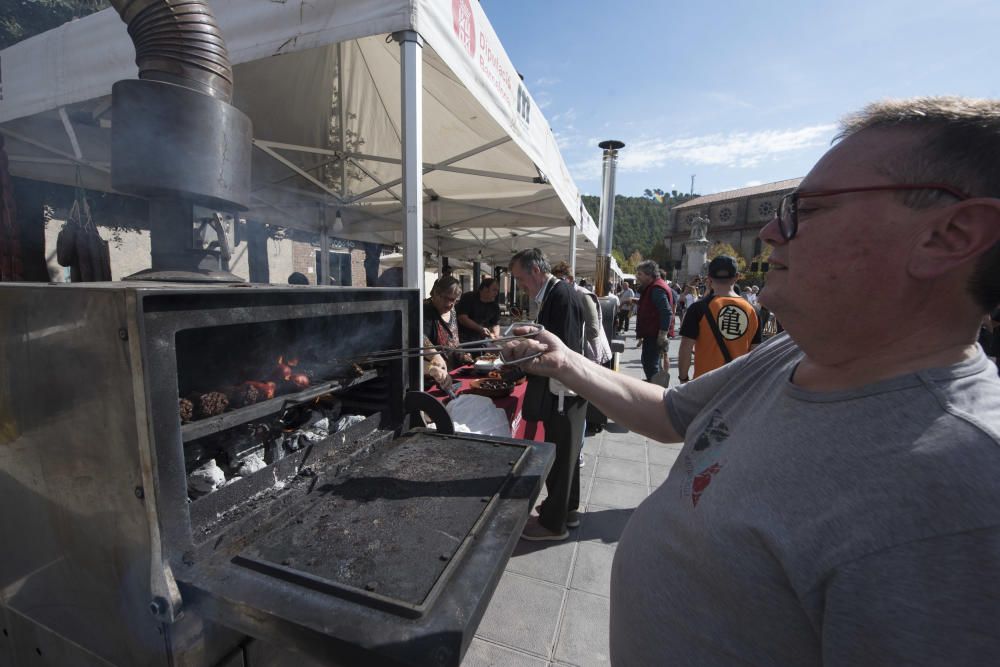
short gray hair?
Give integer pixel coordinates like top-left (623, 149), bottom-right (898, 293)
top-left (837, 96), bottom-right (1000, 310)
top-left (636, 260), bottom-right (659, 277)
top-left (510, 248), bottom-right (551, 274)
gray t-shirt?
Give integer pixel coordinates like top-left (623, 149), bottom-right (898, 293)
top-left (611, 333), bottom-right (1000, 666)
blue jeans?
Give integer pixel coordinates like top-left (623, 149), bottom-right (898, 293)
top-left (641, 337), bottom-right (663, 380)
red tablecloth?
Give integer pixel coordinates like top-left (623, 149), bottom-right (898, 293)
top-left (426, 368), bottom-right (545, 441)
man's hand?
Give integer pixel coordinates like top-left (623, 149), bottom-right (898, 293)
top-left (657, 330), bottom-right (669, 349)
top-left (636, 338), bottom-right (643, 348)
top-left (483, 327), bottom-right (495, 339)
top-left (499, 326), bottom-right (564, 376)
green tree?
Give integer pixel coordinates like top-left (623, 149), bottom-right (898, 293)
top-left (707, 242), bottom-right (747, 273)
top-left (1, 1), bottom-right (109, 49)
top-left (583, 189), bottom-right (700, 262)
top-left (743, 244), bottom-right (774, 286)
top-left (648, 240), bottom-right (672, 269)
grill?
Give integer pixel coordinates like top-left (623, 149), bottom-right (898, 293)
top-left (0, 283), bottom-right (552, 667)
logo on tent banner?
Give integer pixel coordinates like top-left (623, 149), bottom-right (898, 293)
top-left (517, 85), bottom-right (531, 126)
top-left (453, 0), bottom-right (476, 58)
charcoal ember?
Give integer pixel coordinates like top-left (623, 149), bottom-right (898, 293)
top-left (290, 373), bottom-right (310, 388)
top-left (351, 363), bottom-right (364, 378)
top-left (275, 363), bottom-right (293, 382)
top-left (179, 398), bottom-right (194, 423)
top-left (227, 382), bottom-right (261, 408)
top-left (192, 391), bottom-right (229, 419)
top-left (245, 381), bottom-right (277, 400)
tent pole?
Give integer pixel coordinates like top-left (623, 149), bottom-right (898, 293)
top-left (394, 29), bottom-right (425, 324)
top-left (338, 41), bottom-right (347, 200)
top-left (569, 225), bottom-right (577, 281)
top-left (319, 202), bottom-right (330, 285)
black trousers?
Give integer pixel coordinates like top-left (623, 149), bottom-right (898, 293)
top-left (538, 396), bottom-right (588, 532)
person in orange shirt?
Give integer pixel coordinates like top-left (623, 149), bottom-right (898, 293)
top-left (677, 255), bottom-right (761, 381)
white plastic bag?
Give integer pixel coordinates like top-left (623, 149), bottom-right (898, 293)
top-left (445, 394), bottom-right (512, 438)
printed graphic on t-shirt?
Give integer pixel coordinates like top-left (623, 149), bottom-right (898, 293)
top-left (717, 304), bottom-right (750, 340)
top-left (683, 410), bottom-right (730, 507)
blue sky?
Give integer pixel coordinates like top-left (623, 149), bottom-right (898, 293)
top-left (479, 0), bottom-right (1000, 197)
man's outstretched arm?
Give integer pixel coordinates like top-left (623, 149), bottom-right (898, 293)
top-left (504, 328), bottom-right (683, 443)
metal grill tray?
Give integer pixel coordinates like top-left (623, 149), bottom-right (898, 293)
top-left (234, 432), bottom-right (526, 617)
top-left (178, 429), bottom-right (552, 667)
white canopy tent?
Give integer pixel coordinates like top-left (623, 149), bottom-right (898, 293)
top-left (0, 0), bottom-right (600, 293)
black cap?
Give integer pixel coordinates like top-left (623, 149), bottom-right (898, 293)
top-left (708, 255), bottom-right (738, 279)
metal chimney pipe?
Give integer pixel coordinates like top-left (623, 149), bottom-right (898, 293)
top-left (109, 0), bottom-right (251, 213)
top-left (595, 139), bottom-right (624, 297)
top-left (109, 0), bottom-right (234, 101)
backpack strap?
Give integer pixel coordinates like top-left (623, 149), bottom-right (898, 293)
top-left (703, 296), bottom-right (734, 364)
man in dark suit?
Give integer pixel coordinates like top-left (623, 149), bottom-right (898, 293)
top-left (509, 248), bottom-right (586, 540)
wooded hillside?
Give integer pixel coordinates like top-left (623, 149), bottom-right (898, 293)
top-left (1, 1), bottom-right (108, 50)
top-left (582, 189), bottom-right (699, 268)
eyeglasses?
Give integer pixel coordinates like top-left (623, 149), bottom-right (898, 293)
top-left (775, 184), bottom-right (970, 240)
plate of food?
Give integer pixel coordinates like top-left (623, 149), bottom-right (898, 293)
top-left (468, 378), bottom-right (515, 398)
top-left (472, 353), bottom-right (503, 373)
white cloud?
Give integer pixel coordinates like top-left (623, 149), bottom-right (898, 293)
top-left (550, 108), bottom-right (578, 125)
top-left (706, 92), bottom-right (754, 110)
top-left (533, 76), bottom-right (560, 87)
top-left (612, 123), bottom-right (837, 173)
top-left (743, 179), bottom-right (764, 187)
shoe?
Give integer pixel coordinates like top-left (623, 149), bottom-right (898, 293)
top-left (521, 516), bottom-right (569, 541)
top-left (534, 505), bottom-right (580, 529)
top-left (578, 453), bottom-right (586, 468)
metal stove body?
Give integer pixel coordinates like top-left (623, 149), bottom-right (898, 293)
top-left (0, 283), bottom-right (552, 667)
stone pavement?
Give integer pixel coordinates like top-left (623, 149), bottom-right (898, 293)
top-left (462, 331), bottom-right (683, 667)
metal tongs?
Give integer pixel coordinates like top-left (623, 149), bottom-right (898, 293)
top-left (472, 322), bottom-right (547, 366)
top-left (336, 323), bottom-right (546, 365)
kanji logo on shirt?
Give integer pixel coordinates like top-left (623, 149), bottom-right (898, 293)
top-left (717, 304), bottom-right (750, 340)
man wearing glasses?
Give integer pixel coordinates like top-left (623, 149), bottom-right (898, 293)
top-left (502, 97), bottom-right (1000, 663)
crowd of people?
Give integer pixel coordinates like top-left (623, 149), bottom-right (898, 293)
top-left (610, 255), bottom-right (769, 385)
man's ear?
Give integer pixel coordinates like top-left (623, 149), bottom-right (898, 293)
top-left (909, 199), bottom-right (1000, 279)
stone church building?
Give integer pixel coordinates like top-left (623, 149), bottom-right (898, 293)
top-left (664, 177), bottom-right (801, 278)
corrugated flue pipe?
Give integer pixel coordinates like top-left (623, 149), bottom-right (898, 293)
top-left (109, 0), bottom-right (233, 102)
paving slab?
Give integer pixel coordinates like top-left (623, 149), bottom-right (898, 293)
top-left (552, 590), bottom-right (612, 667)
top-left (506, 537), bottom-right (578, 587)
top-left (648, 444), bottom-right (682, 466)
top-left (594, 456), bottom-right (648, 486)
top-left (601, 429), bottom-right (647, 446)
top-left (598, 439), bottom-right (646, 462)
top-left (569, 541), bottom-right (616, 598)
top-left (578, 472), bottom-right (594, 506)
top-left (462, 638), bottom-right (548, 667)
top-left (648, 463), bottom-right (671, 488)
top-left (576, 505), bottom-right (635, 545)
top-left (475, 571), bottom-right (566, 659)
top-left (589, 478), bottom-right (648, 509)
